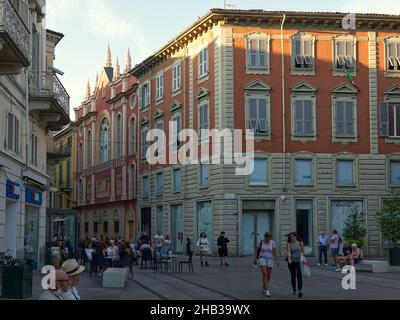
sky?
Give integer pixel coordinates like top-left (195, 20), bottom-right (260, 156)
top-left (46, 0), bottom-right (400, 119)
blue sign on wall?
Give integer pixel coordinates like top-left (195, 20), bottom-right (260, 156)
top-left (6, 180), bottom-right (20, 200)
top-left (25, 187), bottom-right (42, 206)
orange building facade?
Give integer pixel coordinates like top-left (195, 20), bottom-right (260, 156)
top-left (75, 9), bottom-right (400, 257)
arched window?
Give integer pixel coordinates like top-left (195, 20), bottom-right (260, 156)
top-left (129, 117), bottom-right (136, 154)
top-left (129, 164), bottom-right (135, 199)
top-left (87, 130), bottom-right (92, 168)
top-left (116, 114), bottom-right (122, 157)
top-left (100, 118), bottom-right (110, 163)
top-left (79, 143), bottom-right (83, 171)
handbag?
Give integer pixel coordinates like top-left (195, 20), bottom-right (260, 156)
top-left (301, 256), bottom-right (311, 277)
top-left (256, 241), bottom-right (263, 259)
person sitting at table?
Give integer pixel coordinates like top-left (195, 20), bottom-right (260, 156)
top-left (336, 240), bottom-right (352, 270)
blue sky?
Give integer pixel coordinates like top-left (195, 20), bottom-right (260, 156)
top-left (46, 0), bottom-right (400, 118)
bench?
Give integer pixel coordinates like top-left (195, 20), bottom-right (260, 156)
top-left (357, 260), bottom-right (389, 273)
top-left (103, 268), bottom-right (128, 288)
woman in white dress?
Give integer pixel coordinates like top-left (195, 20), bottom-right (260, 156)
top-left (196, 232), bottom-right (209, 267)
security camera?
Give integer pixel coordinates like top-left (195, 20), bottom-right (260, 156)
top-left (49, 66), bottom-right (64, 76)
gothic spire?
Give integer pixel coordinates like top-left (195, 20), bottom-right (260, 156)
top-left (124, 48), bottom-right (132, 73)
top-left (105, 44), bottom-right (112, 68)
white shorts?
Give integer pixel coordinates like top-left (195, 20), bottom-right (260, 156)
top-left (257, 257), bottom-right (273, 268)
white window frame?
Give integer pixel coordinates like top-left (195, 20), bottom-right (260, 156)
top-left (294, 159), bottom-right (313, 186)
top-left (30, 133), bottom-right (38, 166)
top-left (291, 34), bottom-right (315, 75)
top-left (141, 126), bottom-right (149, 160)
top-left (156, 73), bottom-right (164, 101)
top-left (155, 119), bottom-right (164, 157)
top-left (249, 158), bottom-right (269, 186)
top-left (389, 160), bottom-right (400, 187)
top-left (385, 37), bottom-right (400, 77)
top-left (171, 112), bottom-right (182, 150)
top-left (198, 100), bottom-right (209, 141)
top-left (200, 164), bottom-right (209, 187)
top-left (246, 94), bottom-right (270, 136)
top-left (336, 159), bottom-right (357, 187)
top-left (198, 47), bottom-right (209, 78)
top-left (246, 33), bottom-right (270, 73)
top-left (142, 176), bottom-right (149, 198)
top-left (291, 96), bottom-right (316, 139)
top-left (7, 112), bottom-right (19, 156)
top-left (172, 167), bottom-right (181, 193)
top-left (172, 62), bottom-right (182, 92)
top-left (139, 81), bottom-right (150, 109)
top-left (156, 172), bottom-right (163, 194)
top-left (333, 98), bottom-right (357, 139)
top-left (333, 36), bottom-right (356, 74)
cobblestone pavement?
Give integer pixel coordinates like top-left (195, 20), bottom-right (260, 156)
top-left (5, 257), bottom-right (400, 300)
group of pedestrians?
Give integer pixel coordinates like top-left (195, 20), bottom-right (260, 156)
top-left (253, 231), bottom-right (304, 298)
top-left (317, 230), bottom-right (363, 271)
top-left (196, 231), bottom-right (230, 267)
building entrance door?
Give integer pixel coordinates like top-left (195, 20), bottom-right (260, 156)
top-left (128, 221), bottom-right (135, 240)
top-left (141, 208), bottom-right (151, 237)
top-left (242, 211), bottom-right (272, 255)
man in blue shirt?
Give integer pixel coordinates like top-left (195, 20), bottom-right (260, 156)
top-left (317, 231), bottom-right (329, 266)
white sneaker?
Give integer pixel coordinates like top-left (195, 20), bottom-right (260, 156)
top-left (265, 290), bottom-right (271, 297)
top-left (318, 263), bottom-right (321, 266)
top-left (335, 268), bottom-right (341, 272)
top-left (325, 264), bottom-right (328, 266)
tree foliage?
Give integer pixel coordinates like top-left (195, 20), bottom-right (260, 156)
top-left (377, 197), bottom-right (400, 244)
top-left (342, 208), bottom-right (367, 244)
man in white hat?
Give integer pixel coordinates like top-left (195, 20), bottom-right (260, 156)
top-left (61, 259), bottom-right (85, 300)
top-left (38, 270), bottom-right (69, 300)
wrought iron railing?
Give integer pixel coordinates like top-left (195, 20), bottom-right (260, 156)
top-left (0, 0), bottom-right (30, 63)
top-left (29, 71), bottom-right (70, 115)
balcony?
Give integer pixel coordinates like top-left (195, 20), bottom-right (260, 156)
top-left (47, 141), bottom-right (71, 160)
top-left (29, 71), bottom-right (70, 131)
top-left (0, 0), bottom-right (30, 74)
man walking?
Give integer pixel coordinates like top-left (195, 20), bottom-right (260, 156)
top-left (317, 231), bottom-right (329, 266)
top-left (217, 231), bottom-right (230, 266)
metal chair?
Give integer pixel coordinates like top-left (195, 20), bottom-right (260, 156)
top-left (179, 252), bottom-right (194, 273)
top-left (140, 248), bottom-right (153, 269)
top-left (153, 253), bottom-right (169, 273)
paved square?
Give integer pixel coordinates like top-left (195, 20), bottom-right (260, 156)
top-left (23, 257), bottom-right (400, 300)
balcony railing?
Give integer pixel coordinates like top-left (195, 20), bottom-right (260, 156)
top-left (29, 71), bottom-right (70, 115)
top-left (0, 0), bottom-right (30, 65)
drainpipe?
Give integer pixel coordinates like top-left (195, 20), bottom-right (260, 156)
top-left (25, 68), bottom-right (30, 171)
top-left (280, 14), bottom-right (286, 192)
top-left (183, 44), bottom-right (187, 201)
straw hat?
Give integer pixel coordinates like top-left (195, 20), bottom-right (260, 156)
top-left (62, 259), bottom-right (85, 277)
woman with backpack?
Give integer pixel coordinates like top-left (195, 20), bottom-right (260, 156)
top-left (286, 232), bottom-right (305, 298)
top-left (253, 231), bottom-right (279, 297)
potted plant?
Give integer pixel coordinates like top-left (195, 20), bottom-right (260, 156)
top-left (342, 208), bottom-right (367, 248)
top-left (377, 197), bottom-right (400, 266)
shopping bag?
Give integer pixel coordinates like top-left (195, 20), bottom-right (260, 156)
top-left (302, 258), bottom-right (311, 278)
